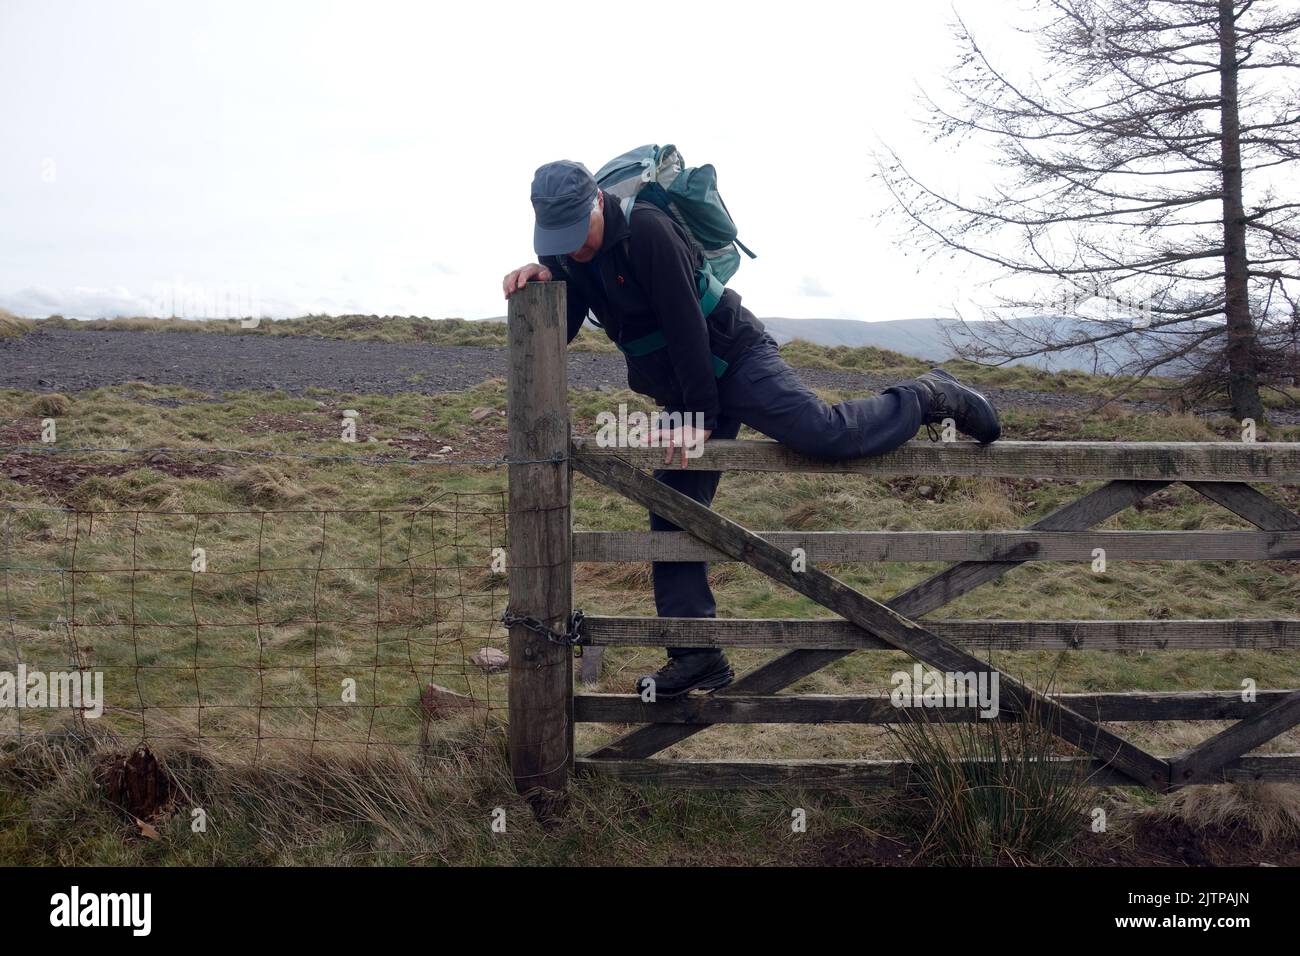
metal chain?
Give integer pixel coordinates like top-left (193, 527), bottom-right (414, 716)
top-left (500, 608), bottom-right (586, 655)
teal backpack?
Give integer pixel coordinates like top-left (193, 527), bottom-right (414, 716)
top-left (595, 144), bottom-right (755, 290)
top-left (556, 145), bottom-right (757, 377)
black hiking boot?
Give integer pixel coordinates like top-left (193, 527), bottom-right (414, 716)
top-left (635, 651), bottom-right (735, 700)
top-left (914, 368), bottom-right (1002, 444)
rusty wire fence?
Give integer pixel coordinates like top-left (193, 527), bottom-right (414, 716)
top-left (1, 448), bottom-right (528, 767)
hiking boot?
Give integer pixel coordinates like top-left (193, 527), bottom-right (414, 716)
top-left (914, 368), bottom-right (1002, 444)
top-left (635, 651), bottom-right (735, 700)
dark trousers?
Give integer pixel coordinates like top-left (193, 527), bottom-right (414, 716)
top-left (651, 331), bottom-right (932, 657)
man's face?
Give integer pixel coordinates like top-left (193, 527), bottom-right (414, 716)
top-left (566, 190), bottom-right (604, 262)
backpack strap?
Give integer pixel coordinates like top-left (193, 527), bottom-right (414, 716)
top-left (617, 328), bottom-right (729, 378)
top-left (697, 259), bottom-right (725, 318)
top-left (624, 201), bottom-right (726, 320)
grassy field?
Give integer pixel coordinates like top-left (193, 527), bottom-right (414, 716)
top-left (2, 329), bottom-right (1300, 865)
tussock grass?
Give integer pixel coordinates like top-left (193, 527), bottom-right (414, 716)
top-left (2, 716), bottom-right (516, 865)
top-left (1151, 782), bottom-right (1300, 843)
top-left (1, 717), bottom-right (910, 865)
top-left (3, 375), bottom-right (1300, 864)
top-left (20, 313), bottom-right (621, 353)
top-left (885, 677), bottom-right (1096, 866)
top-left (231, 464), bottom-right (307, 504)
top-left (25, 393), bottom-right (71, 417)
top-left (776, 338), bottom-right (929, 377)
top-left (0, 309), bottom-right (32, 338)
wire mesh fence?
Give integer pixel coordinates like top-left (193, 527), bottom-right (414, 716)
top-left (1, 446), bottom-right (533, 766)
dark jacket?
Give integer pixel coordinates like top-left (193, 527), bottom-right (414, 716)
top-left (539, 192), bottom-right (765, 431)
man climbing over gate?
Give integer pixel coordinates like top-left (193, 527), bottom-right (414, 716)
top-left (503, 159), bottom-right (1002, 699)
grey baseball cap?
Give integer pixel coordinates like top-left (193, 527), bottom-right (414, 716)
top-left (531, 160), bottom-right (598, 257)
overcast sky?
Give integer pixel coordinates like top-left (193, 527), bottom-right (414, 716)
top-left (1, 0), bottom-right (1035, 323)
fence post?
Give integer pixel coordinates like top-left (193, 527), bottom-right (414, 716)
top-left (506, 280), bottom-right (573, 800)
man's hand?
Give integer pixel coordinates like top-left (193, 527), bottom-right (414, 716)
top-left (646, 422), bottom-right (712, 468)
top-left (503, 263), bottom-right (553, 299)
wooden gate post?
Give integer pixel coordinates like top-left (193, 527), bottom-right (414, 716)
top-left (506, 280), bottom-right (573, 798)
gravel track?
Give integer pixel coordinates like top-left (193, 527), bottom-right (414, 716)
top-left (2, 328), bottom-right (1294, 423)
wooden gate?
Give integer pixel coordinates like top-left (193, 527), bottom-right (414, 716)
top-left (504, 283), bottom-right (1300, 797)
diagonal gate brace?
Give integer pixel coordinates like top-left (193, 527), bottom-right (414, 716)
top-left (573, 449), bottom-right (1172, 790)
top-left (589, 477), bottom-right (1171, 764)
top-left (1166, 482), bottom-right (1300, 785)
top-left (1169, 688), bottom-right (1300, 787)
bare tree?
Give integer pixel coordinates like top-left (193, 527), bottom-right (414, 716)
top-left (876, 0), bottom-right (1300, 420)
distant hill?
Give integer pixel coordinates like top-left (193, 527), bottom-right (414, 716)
top-left (759, 317), bottom-right (955, 361)
top-left (440, 313), bottom-right (1206, 375)
top-left (757, 316), bottom-right (1200, 375)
